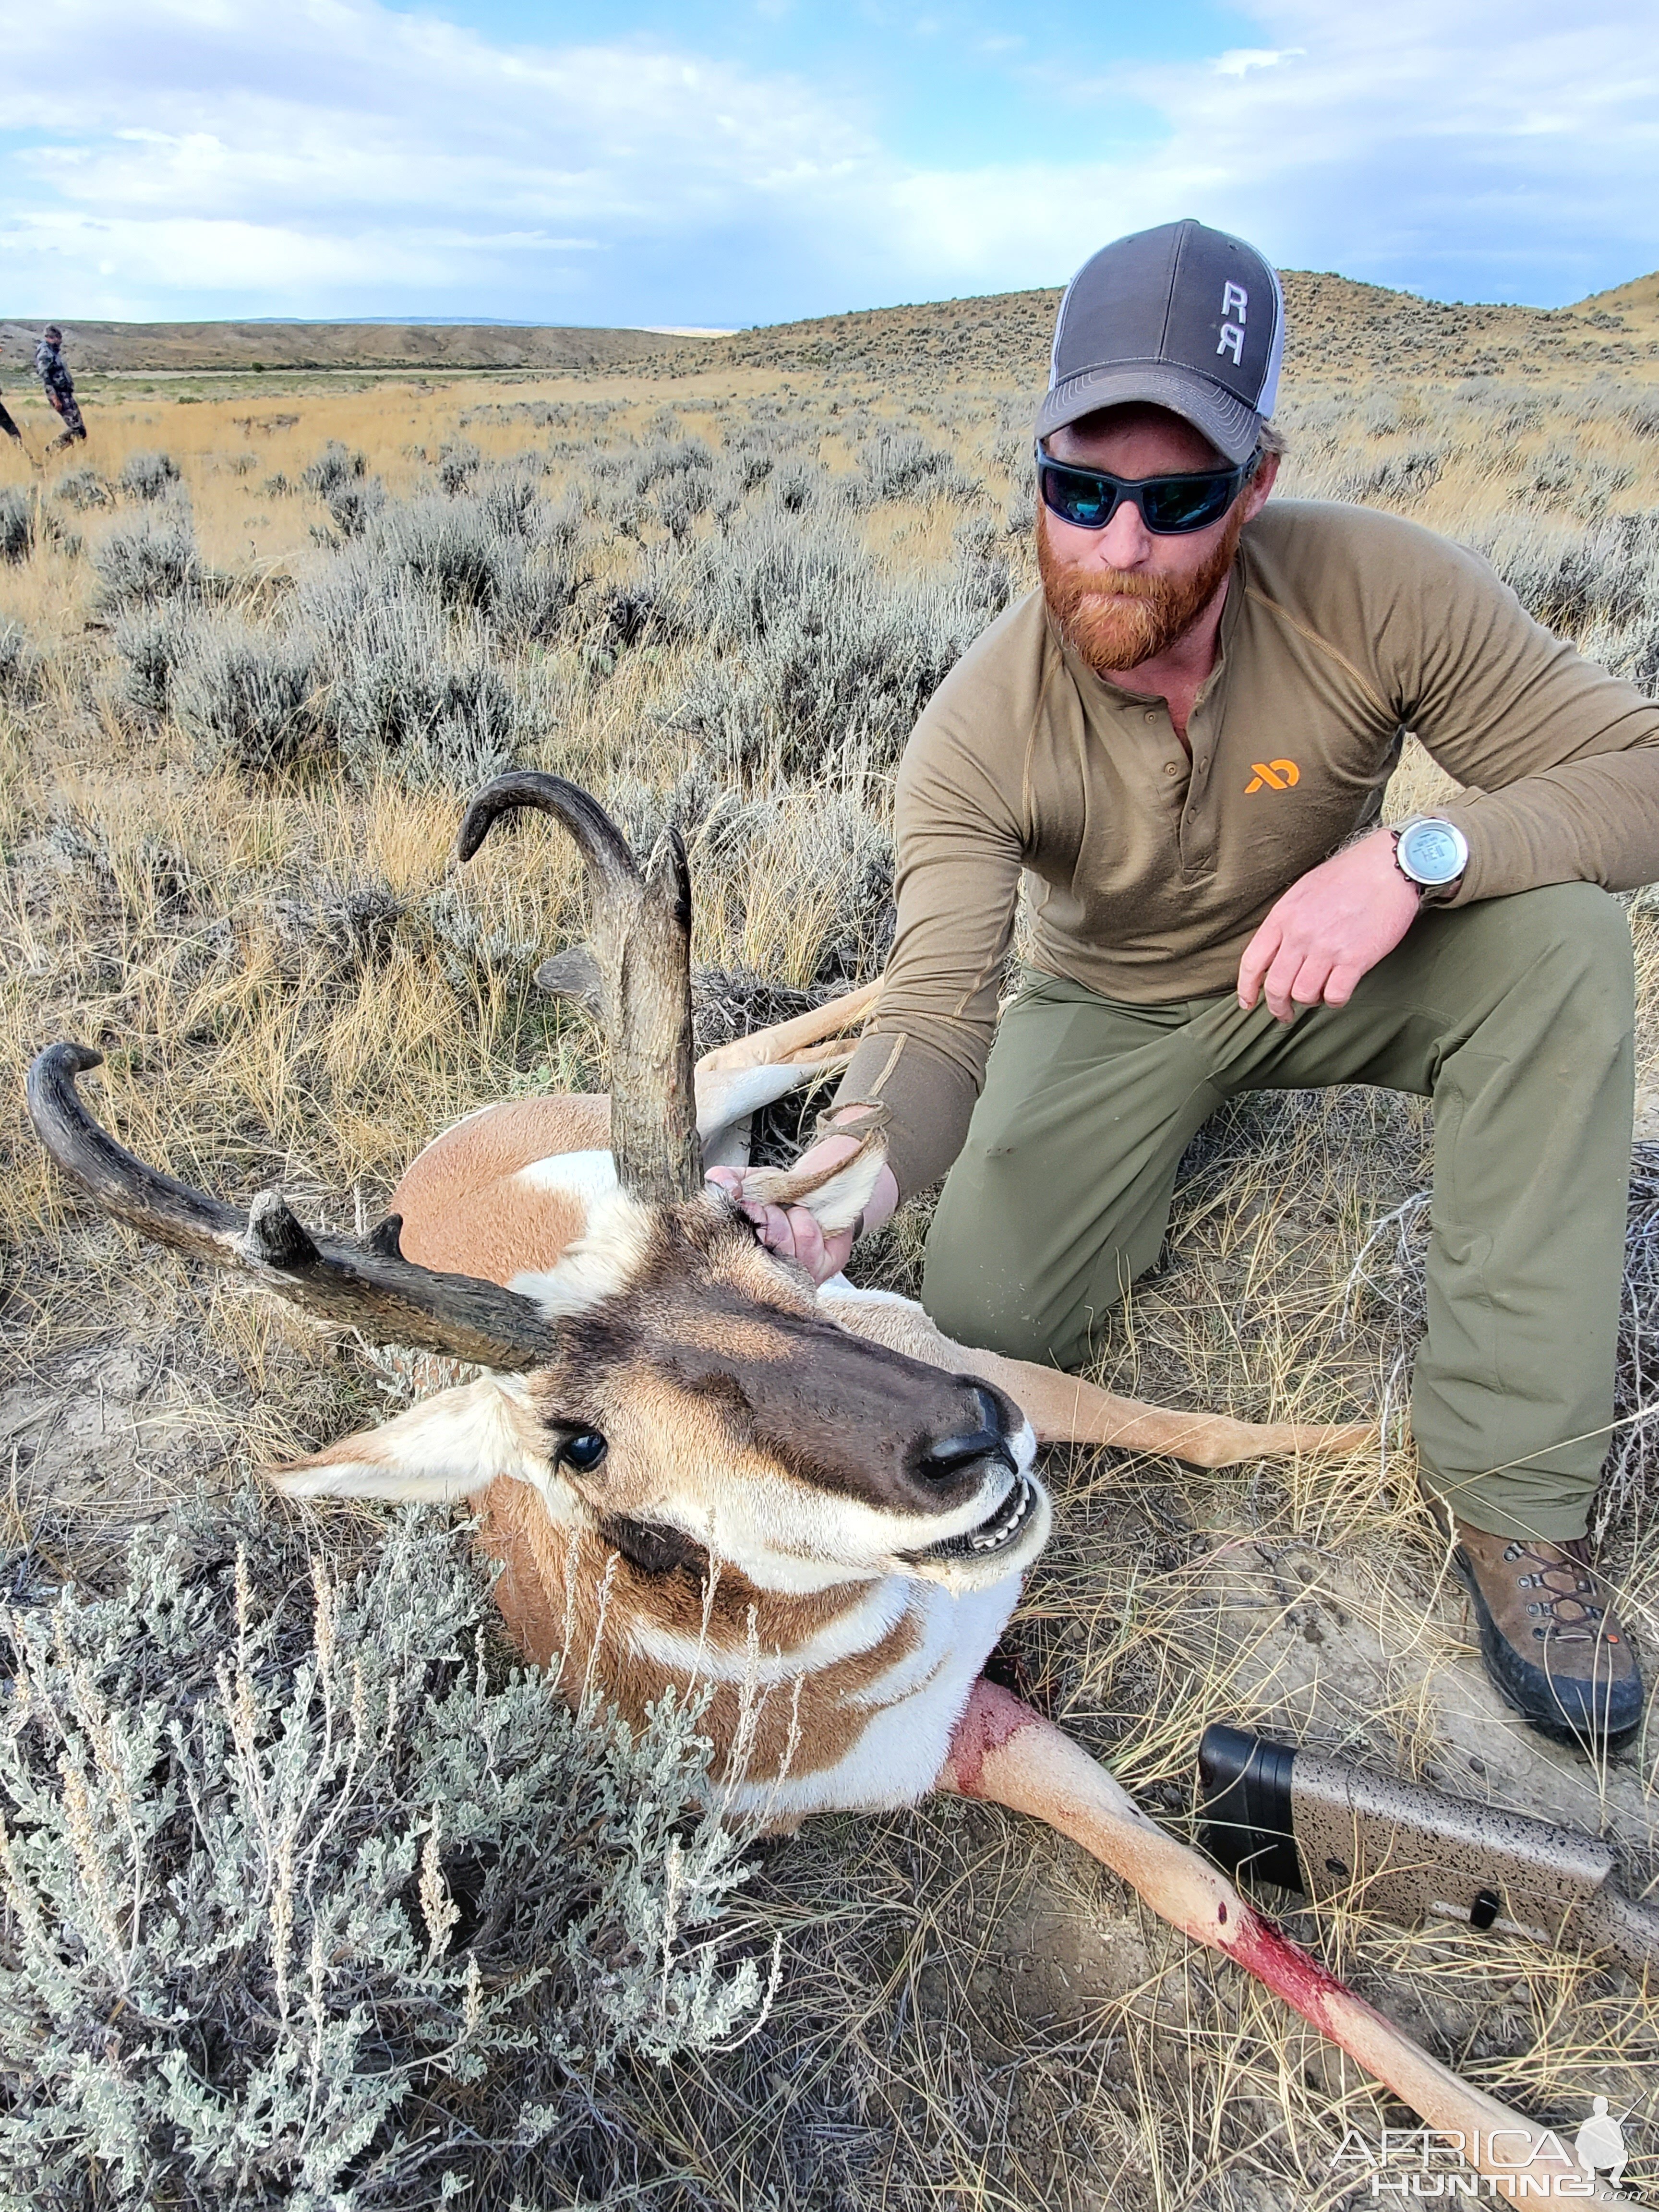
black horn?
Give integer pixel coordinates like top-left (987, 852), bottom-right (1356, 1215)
top-left (457, 772), bottom-right (700, 1204)
top-left (26, 1044), bottom-right (558, 1372)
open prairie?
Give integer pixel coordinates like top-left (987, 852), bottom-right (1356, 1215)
top-left (3, 270), bottom-right (1659, 2207)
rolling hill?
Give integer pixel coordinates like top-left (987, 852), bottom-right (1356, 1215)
top-left (0, 318), bottom-right (688, 375)
top-left (4, 266), bottom-right (1656, 388)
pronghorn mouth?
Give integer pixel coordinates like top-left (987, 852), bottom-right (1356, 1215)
top-left (905, 1476), bottom-right (1038, 1565)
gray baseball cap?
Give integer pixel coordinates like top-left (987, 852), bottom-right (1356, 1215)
top-left (1037, 219), bottom-right (1285, 465)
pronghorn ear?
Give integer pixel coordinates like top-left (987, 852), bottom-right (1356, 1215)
top-left (271, 1375), bottom-right (546, 1503)
top-left (739, 1130), bottom-right (889, 1236)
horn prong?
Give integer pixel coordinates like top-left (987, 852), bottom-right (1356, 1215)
top-left (363, 1213), bottom-right (405, 1260)
top-left (242, 1190), bottom-right (318, 1269)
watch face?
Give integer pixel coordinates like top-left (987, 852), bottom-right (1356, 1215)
top-left (1399, 820), bottom-right (1466, 884)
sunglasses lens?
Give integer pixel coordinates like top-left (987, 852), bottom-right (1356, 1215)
top-left (1040, 461), bottom-right (1116, 528)
top-left (1140, 473), bottom-right (1237, 532)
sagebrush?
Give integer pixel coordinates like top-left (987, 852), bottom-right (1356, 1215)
top-left (0, 1496), bottom-right (771, 2212)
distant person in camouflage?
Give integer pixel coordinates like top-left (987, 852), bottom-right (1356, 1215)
top-left (0, 367), bottom-right (22, 446)
top-left (36, 326), bottom-right (86, 449)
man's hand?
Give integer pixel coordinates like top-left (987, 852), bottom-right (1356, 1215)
top-left (704, 1165), bottom-right (857, 1283)
top-left (705, 1128), bottom-right (900, 1288)
top-left (1238, 827), bottom-right (1423, 1023)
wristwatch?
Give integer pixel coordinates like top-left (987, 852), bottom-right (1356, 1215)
top-left (1392, 817), bottom-right (1469, 900)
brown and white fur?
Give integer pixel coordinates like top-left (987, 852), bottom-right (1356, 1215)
top-left (24, 772), bottom-right (1609, 2201)
top-left (288, 970), bottom-right (1360, 1824)
top-left (290, 1123), bottom-right (1049, 1825)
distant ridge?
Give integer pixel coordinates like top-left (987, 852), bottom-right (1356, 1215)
top-left (711, 269), bottom-right (1659, 386)
top-left (0, 319), bottom-right (694, 374)
top-left (3, 269), bottom-right (1655, 385)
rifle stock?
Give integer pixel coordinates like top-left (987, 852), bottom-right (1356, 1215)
top-left (1198, 1723), bottom-right (1659, 1978)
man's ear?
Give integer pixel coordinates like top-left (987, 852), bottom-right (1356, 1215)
top-left (1244, 447), bottom-right (1279, 518)
top-left (271, 1375), bottom-right (545, 1503)
top-left (739, 1130), bottom-right (889, 1235)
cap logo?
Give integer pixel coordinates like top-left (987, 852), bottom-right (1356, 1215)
top-left (1217, 280), bottom-right (1249, 365)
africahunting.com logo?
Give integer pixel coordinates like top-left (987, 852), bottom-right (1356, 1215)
top-left (1332, 2102), bottom-right (1636, 2198)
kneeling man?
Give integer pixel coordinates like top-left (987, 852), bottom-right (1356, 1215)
top-left (716, 220), bottom-right (1657, 1751)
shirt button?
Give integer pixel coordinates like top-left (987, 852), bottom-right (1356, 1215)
top-left (1163, 762), bottom-right (1180, 776)
top-left (1144, 710), bottom-right (1158, 723)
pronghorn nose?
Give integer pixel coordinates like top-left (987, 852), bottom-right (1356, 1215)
top-left (920, 1385), bottom-right (1016, 1485)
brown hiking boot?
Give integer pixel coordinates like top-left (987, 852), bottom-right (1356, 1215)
top-left (1448, 1519), bottom-right (1643, 1748)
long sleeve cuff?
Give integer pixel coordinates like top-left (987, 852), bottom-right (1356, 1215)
top-left (831, 1030), bottom-right (982, 1201)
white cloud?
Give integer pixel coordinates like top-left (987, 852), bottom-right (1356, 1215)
top-left (1, 0), bottom-right (879, 314)
top-left (1, 0), bottom-right (1655, 320)
top-left (1213, 48), bottom-right (1304, 77)
top-left (885, 0), bottom-right (1659, 303)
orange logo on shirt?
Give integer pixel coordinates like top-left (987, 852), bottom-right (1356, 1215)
top-left (1245, 758), bottom-right (1300, 793)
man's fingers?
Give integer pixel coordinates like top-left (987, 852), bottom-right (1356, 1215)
top-left (738, 1200), bottom-right (834, 1278)
top-left (803, 1217), bottom-right (858, 1286)
top-left (1240, 833), bottom-right (1421, 1022)
top-left (704, 1168), bottom-right (850, 1285)
top-left (757, 1204), bottom-right (800, 1261)
top-left (702, 1155), bottom-right (868, 1288)
top-left (785, 1209), bottom-right (824, 1275)
top-left (1261, 943), bottom-right (1312, 1023)
top-left (1286, 951), bottom-right (1337, 1010)
top-left (1237, 918), bottom-right (1283, 1010)
top-left (1322, 961), bottom-right (1365, 1009)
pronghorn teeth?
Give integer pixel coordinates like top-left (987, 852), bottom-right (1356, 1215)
top-left (914, 1477), bottom-right (1037, 1564)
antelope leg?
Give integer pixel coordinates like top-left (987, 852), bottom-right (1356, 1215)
top-left (820, 1287), bottom-right (1372, 1467)
top-left (940, 1681), bottom-right (1618, 2205)
top-left (695, 1046), bottom-right (860, 1172)
top-left (695, 979), bottom-right (882, 1076)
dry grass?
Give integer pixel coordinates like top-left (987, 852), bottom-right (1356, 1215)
top-left (4, 312), bottom-right (1659, 2208)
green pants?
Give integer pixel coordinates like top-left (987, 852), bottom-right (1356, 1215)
top-left (922, 884), bottom-right (1635, 1540)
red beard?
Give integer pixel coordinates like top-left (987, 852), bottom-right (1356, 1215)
top-left (1037, 503), bottom-right (1247, 674)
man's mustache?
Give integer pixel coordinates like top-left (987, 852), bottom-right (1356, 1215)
top-left (1055, 569), bottom-right (1169, 602)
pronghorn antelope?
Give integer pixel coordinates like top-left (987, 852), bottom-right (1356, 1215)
top-left (25, 773), bottom-right (1616, 2203)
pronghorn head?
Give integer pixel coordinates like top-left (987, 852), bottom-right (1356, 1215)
top-left (391, 1168), bottom-right (1045, 1597)
top-left (26, 775), bottom-right (1047, 1601)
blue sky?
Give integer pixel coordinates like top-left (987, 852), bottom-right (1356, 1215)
top-left (2, 0), bottom-right (1655, 326)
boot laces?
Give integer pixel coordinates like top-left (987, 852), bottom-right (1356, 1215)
top-left (1503, 1538), bottom-right (1606, 1644)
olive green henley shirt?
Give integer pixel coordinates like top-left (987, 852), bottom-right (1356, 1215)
top-left (834, 498), bottom-right (1659, 1199)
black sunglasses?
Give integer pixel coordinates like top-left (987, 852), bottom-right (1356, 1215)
top-left (1034, 443), bottom-right (1258, 535)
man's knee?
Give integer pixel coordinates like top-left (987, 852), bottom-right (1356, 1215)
top-left (1535, 890), bottom-right (1634, 1081)
top-left (1453, 882), bottom-right (1634, 1052)
top-left (921, 1222), bottom-right (1136, 1371)
top-left (1502, 881), bottom-right (1631, 980)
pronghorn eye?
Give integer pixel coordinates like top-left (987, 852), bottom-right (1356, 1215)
top-left (555, 1431), bottom-right (608, 1473)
